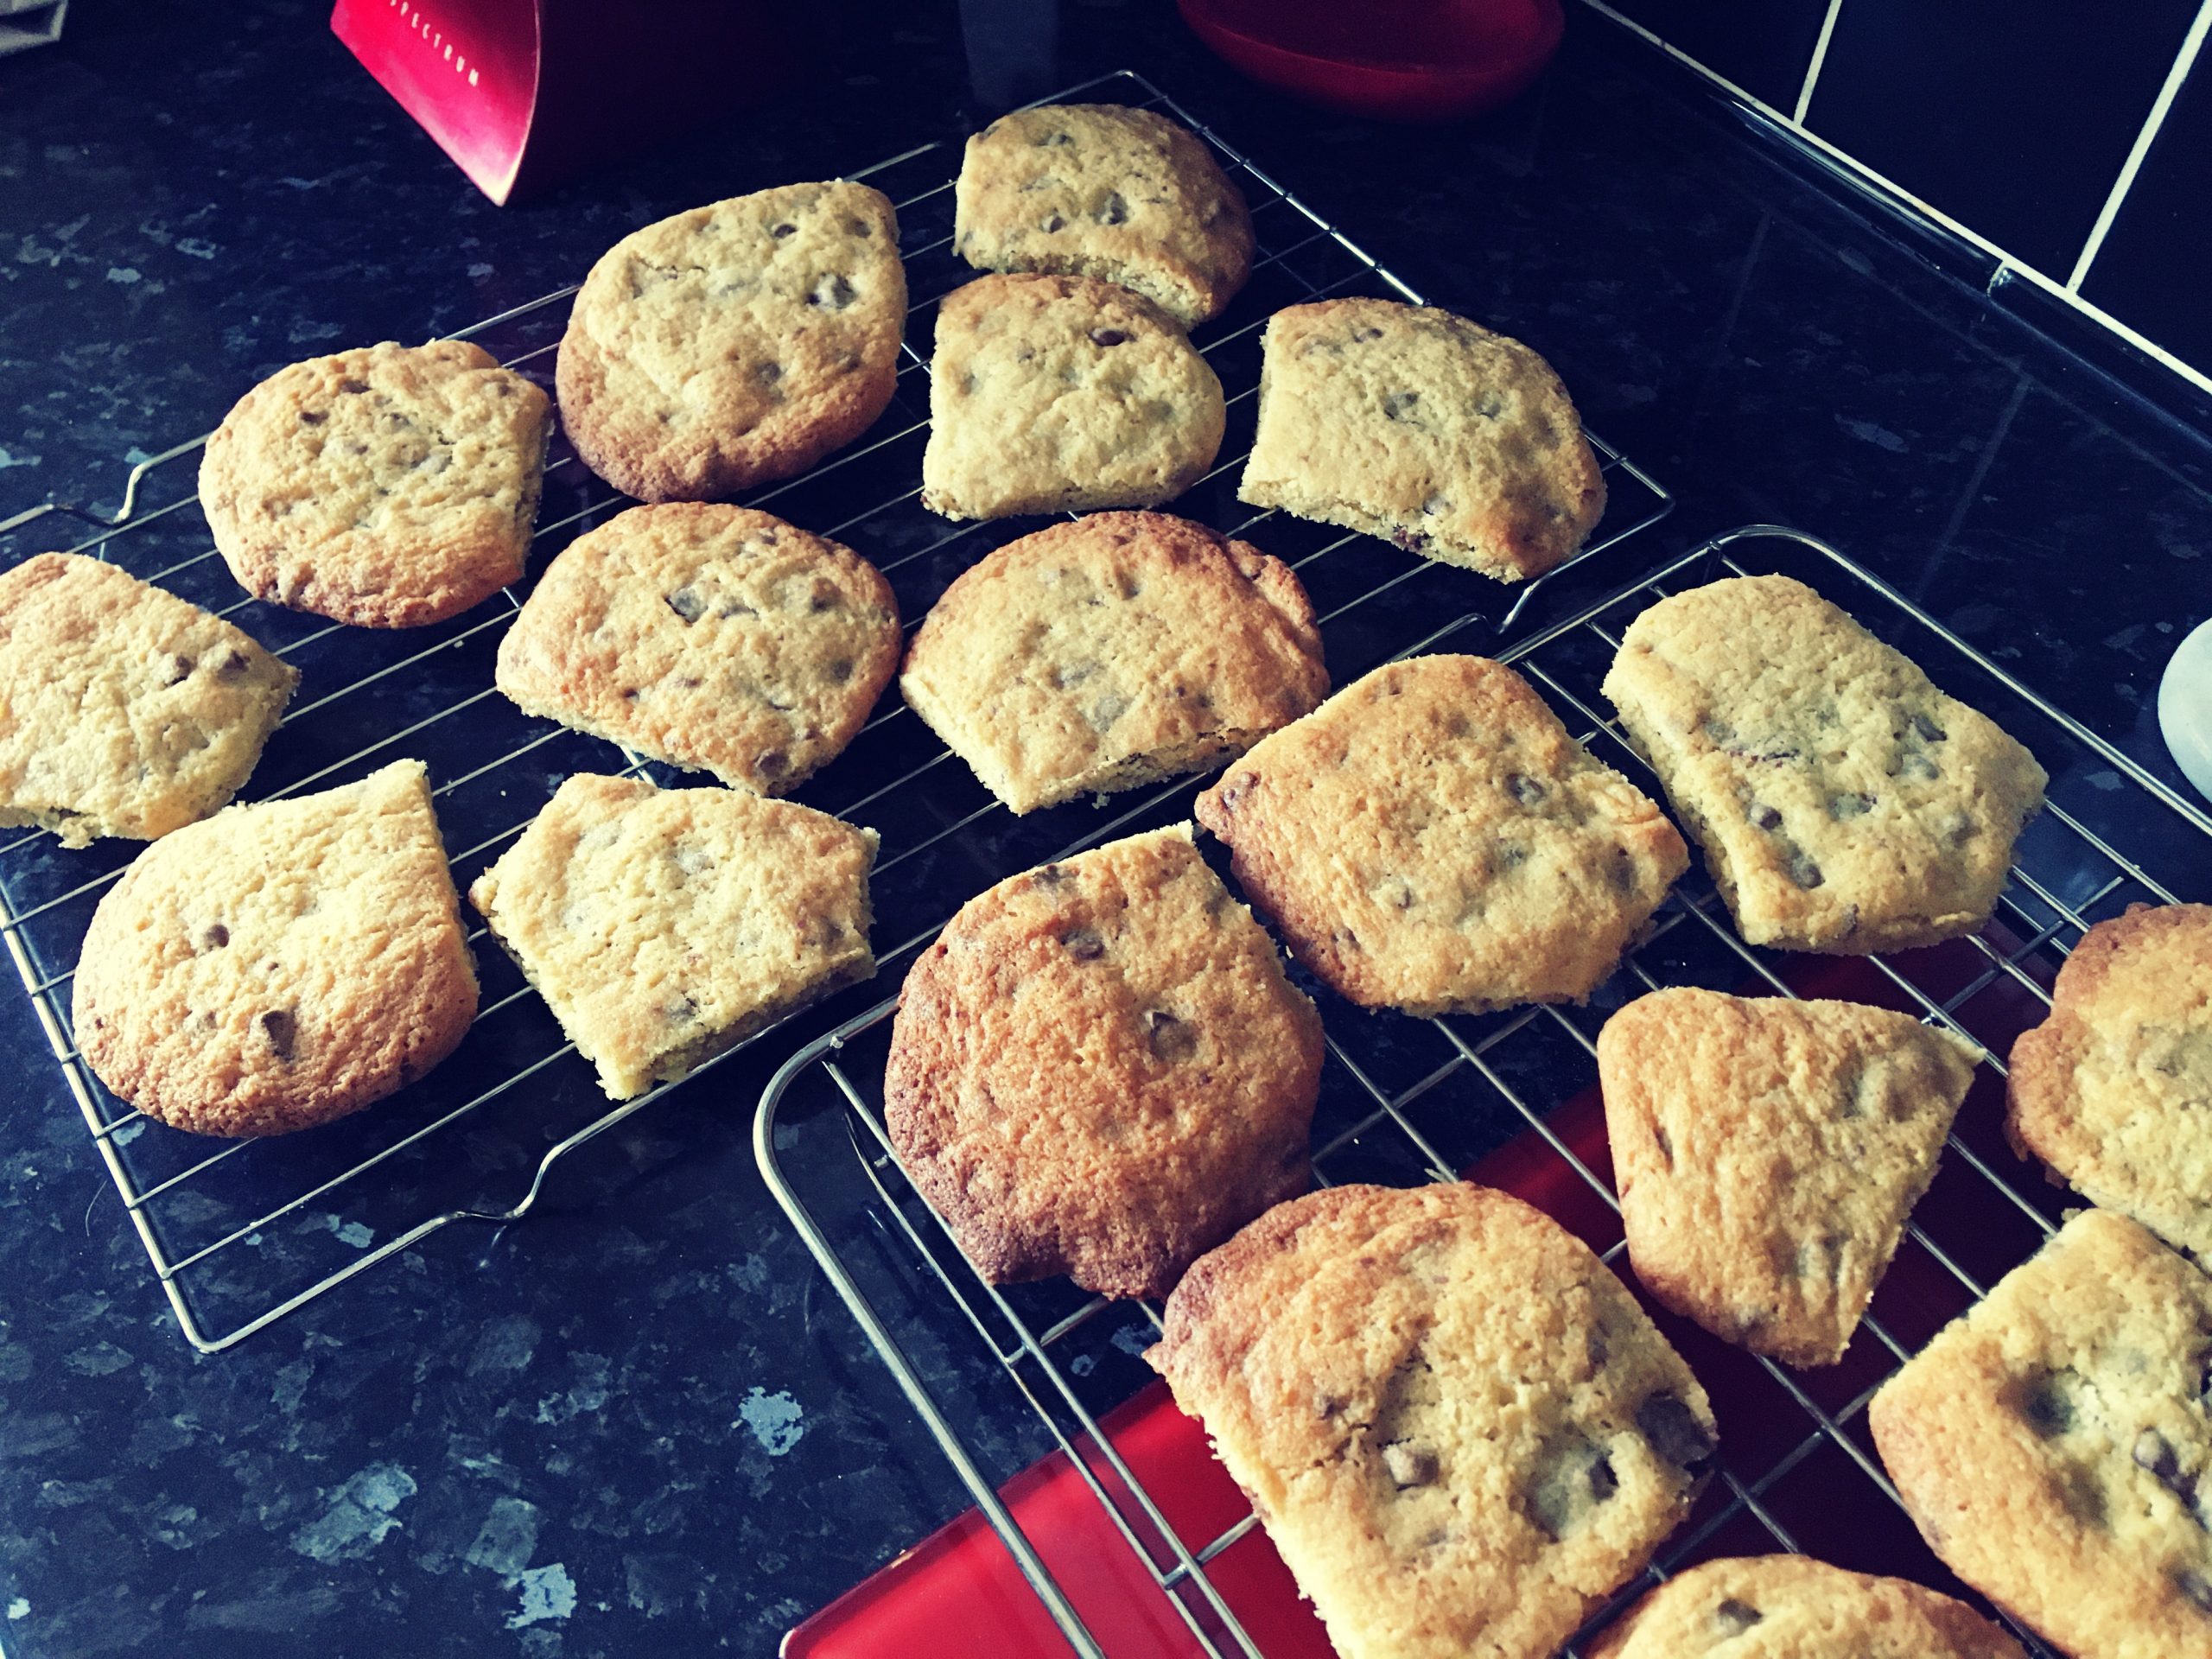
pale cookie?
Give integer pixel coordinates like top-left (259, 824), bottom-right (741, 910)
top-left (952, 104), bottom-right (1254, 327)
top-left (72, 760), bottom-right (477, 1136)
top-left (900, 512), bottom-right (1327, 813)
top-left (1587, 1556), bottom-right (2027, 1658)
top-left (495, 503), bottom-right (899, 795)
top-left (2008, 902), bottom-right (2212, 1262)
top-left (0, 553), bottom-right (296, 849)
top-left (469, 773), bottom-right (876, 1100)
top-left (1236, 298), bottom-right (1606, 582)
top-left (1194, 654), bottom-right (1688, 1015)
top-left (1870, 1211), bottom-right (2212, 1659)
top-left (919, 273), bottom-right (1225, 520)
top-left (884, 824), bottom-right (1322, 1300)
top-left (200, 340), bottom-right (552, 627)
top-left (1602, 575), bottom-right (2047, 954)
top-left (1148, 1181), bottom-right (1718, 1659)
top-left (556, 181), bottom-right (906, 501)
top-left (1599, 988), bottom-right (1982, 1367)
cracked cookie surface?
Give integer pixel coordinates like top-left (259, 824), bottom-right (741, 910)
top-left (1601, 575), bottom-right (2046, 954)
top-left (900, 511), bottom-right (1327, 813)
top-left (495, 503), bottom-right (899, 795)
top-left (883, 824), bottom-right (1322, 1300)
top-left (200, 340), bottom-right (552, 627)
top-left (468, 773), bottom-right (876, 1100)
top-left (556, 181), bottom-right (906, 501)
top-left (1871, 1210), bottom-right (2212, 1659)
top-left (1194, 654), bottom-right (1688, 1015)
top-left (952, 104), bottom-right (1254, 327)
top-left (1587, 1555), bottom-right (2026, 1657)
top-left (1599, 988), bottom-right (1981, 1367)
top-left (72, 759), bottom-right (478, 1136)
top-left (1147, 1181), bottom-right (1717, 1659)
top-left (1236, 298), bottom-right (1606, 582)
top-left (919, 273), bottom-right (1225, 520)
top-left (0, 552), bottom-right (296, 848)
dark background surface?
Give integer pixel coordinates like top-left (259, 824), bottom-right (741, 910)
top-left (1, 3), bottom-right (2209, 1656)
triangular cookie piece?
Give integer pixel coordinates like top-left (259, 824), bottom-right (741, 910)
top-left (1598, 988), bottom-right (1980, 1367)
top-left (468, 774), bottom-right (877, 1099)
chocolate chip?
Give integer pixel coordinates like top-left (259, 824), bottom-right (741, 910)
top-left (665, 587), bottom-right (704, 622)
top-left (2179, 1571), bottom-right (2212, 1615)
top-left (1715, 1599), bottom-right (1764, 1633)
top-left (1147, 1010), bottom-right (1198, 1063)
top-left (1061, 927), bottom-right (1104, 960)
top-left (1636, 1392), bottom-right (1714, 1471)
top-left (338, 378), bottom-right (369, 393)
top-left (298, 410), bottom-right (325, 425)
top-left (1382, 1442), bottom-right (1438, 1489)
top-left (1747, 803), bottom-right (1782, 830)
top-left (1788, 852), bottom-right (1825, 888)
top-left (213, 648), bottom-right (251, 679)
top-left (2136, 1430), bottom-right (2196, 1505)
top-left (160, 654), bottom-right (194, 686)
top-left (809, 273), bottom-right (855, 309)
top-left (1041, 213), bottom-right (1066, 233)
top-left (258, 1007), bottom-right (297, 1063)
top-left (1475, 391), bottom-right (1504, 417)
top-left (1586, 1455), bottom-right (1618, 1503)
top-left (665, 995), bottom-right (697, 1024)
top-left (1382, 391), bottom-right (1421, 422)
top-left (1652, 1123), bottom-right (1675, 1168)
top-left (196, 923), bottom-right (229, 952)
top-left (1391, 528), bottom-right (1430, 555)
top-left (2021, 1375), bottom-right (2074, 1437)
top-left (755, 749), bottom-right (789, 779)
top-left (1036, 130), bottom-right (1073, 147)
top-left (1506, 773), bottom-right (1546, 806)
top-left (1911, 713), bottom-right (1948, 742)
top-left (1829, 792), bottom-right (1874, 819)
top-left (716, 599), bottom-right (757, 620)
top-left (771, 221), bottom-right (797, 238)
top-left (1096, 191), bottom-right (1128, 226)
top-left (826, 658), bottom-right (853, 683)
top-left (1034, 863), bottom-right (1069, 887)
top-left (1901, 752), bottom-right (1941, 781)
top-left (1355, 326), bottom-right (1383, 340)
top-left (1089, 327), bottom-right (1128, 347)
top-left (756, 360), bottom-right (783, 385)
top-left (1421, 496), bottom-right (1448, 517)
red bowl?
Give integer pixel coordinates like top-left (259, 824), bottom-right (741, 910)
top-left (1178, 0), bottom-right (1565, 124)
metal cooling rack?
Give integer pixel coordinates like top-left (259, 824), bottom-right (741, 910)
top-left (756, 523), bottom-right (2212, 1659)
top-left (0, 68), bottom-right (1672, 1353)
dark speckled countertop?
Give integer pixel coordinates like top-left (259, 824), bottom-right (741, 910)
top-left (2, 4), bottom-right (2208, 1656)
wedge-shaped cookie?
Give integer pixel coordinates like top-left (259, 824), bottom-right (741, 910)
top-left (1149, 1182), bottom-right (1718, 1659)
top-left (1195, 655), bottom-right (1688, 1015)
top-left (920, 273), bottom-right (1225, 520)
top-left (884, 825), bottom-right (1322, 1300)
top-left (469, 774), bottom-right (875, 1100)
top-left (1871, 1211), bottom-right (2212, 1659)
top-left (0, 553), bottom-right (296, 849)
top-left (200, 340), bottom-right (552, 627)
top-left (2009, 902), bottom-right (2212, 1262)
top-left (73, 760), bottom-right (477, 1136)
top-left (1588, 1556), bottom-right (2028, 1658)
top-left (1603, 575), bottom-right (2047, 954)
top-left (900, 512), bottom-right (1327, 813)
top-left (952, 104), bottom-right (1255, 327)
top-left (1599, 988), bottom-right (1980, 1367)
top-left (1237, 298), bottom-right (1606, 582)
top-left (556, 181), bottom-right (906, 501)
top-left (496, 504), bottom-right (899, 795)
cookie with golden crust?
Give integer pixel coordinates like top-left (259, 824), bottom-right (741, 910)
top-left (0, 553), bottom-right (296, 849)
top-left (468, 773), bottom-right (876, 1099)
top-left (899, 511), bottom-right (1327, 814)
top-left (1236, 298), bottom-right (1606, 582)
top-left (883, 824), bottom-right (1322, 1300)
top-left (1869, 1211), bottom-right (2212, 1659)
top-left (1194, 654), bottom-right (1688, 1015)
top-left (2008, 902), bottom-right (2212, 1263)
top-left (952, 104), bottom-right (1254, 327)
top-left (555, 181), bottom-right (906, 501)
top-left (495, 503), bottom-right (899, 795)
top-left (1599, 988), bottom-right (1981, 1368)
top-left (200, 340), bottom-right (552, 627)
top-left (72, 760), bottom-right (478, 1137)
top-left (1602, 575), bottom-right (2047, 954)
top-left (919, 273), bottom-right (1226, 520)
top-left (1586, 1556), bottom-right (2027, 1658)
top-left (1147, 1181), bottom-right (1717, 1659)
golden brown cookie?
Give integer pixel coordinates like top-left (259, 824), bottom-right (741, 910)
top-left (1586, 1556), bottom-right (2027, 1657)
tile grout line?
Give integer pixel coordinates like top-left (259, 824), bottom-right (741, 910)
top-left (1790, 0), bottom-right (1847, 125)
top-left (2065, 0), bottom-right (2212, 291)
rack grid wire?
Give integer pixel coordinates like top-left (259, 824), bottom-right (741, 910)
top-left (0, 69), bottom-right (1672, 1353)
top-left (756, 523), bottom-right (2212, 1659)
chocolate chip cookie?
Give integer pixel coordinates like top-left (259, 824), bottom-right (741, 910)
top-left (1587, 1556), bottom-right (2027, 1657)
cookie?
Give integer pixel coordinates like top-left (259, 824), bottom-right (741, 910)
top-left (494, 503), bottom-right (900, 795)
top-left (468, 773), bottom-right (876, 1100)
top-left (1147, 1181), bottom-right (1718, 1659)
top-left (2008, 902), bottom-right (2212, 1263)
top-left (1193, 654), bottom-right (1688, 1016)
top-left (899, 512), bottom-right (1327, 814)
top-left (1870, 1210), bottom-right (2212, 1659)
top-left (883, 824), bottom-right (1322, 1300)
top-left (918, 273), bottom-right (1226, 521)
top-left (1599, 988), bottom-right (1981, 1367)
top-left (555, 181), bottom-right (906, 502)
top-left (71, 759), bottom-right (477, 1137)
top-left (1601, 575), bottom-right (2047, 954)
top-left (0, 553), bottom-right (296, 849)
top-left (1586, 1556), bottom-right (2028, 1657)
top-left (1236, 298), bottom-right (1607, 583)
top-left (200, 340), bottom-right (552, 627)
top-left (951, 104), bottom-right (1254, 327)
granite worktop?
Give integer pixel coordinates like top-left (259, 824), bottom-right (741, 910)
top-left (2, 3), bottom-right (2208, 1656)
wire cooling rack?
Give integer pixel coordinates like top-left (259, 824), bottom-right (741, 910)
top-left (0, 69), bottom-right (1671, 1353)
top-left (756, 523), bottom-right (2212, 1659)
